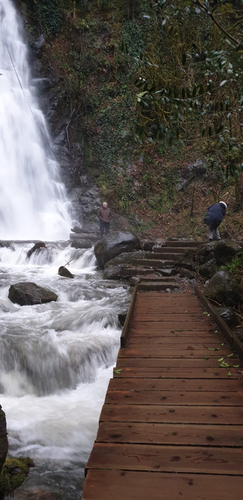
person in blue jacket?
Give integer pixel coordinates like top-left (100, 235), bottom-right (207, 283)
top-left (204, 201), bottom-right (227, 241)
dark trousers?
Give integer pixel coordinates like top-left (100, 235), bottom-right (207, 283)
top-left (100, 221), bottom-right (110, 238)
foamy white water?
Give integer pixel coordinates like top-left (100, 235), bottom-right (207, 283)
top-left (0, 0), bottom-right (71, 240)
top-left (0, 243), bottom-right (131, 499)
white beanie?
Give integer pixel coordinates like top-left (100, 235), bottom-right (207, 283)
top-left (219, 201), bottom-right (227, 209)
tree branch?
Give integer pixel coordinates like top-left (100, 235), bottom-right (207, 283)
top-left (196, 0), bottom-right (240, 46)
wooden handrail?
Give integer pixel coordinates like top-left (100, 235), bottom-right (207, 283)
top-left (195, 285), bottom-right (243, 361)
top-left (120, 285), bottom-right (138, 348)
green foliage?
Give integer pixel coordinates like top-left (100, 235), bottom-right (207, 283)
top-left (34, 0), bottom-right (65, 35)
top-left (25, 0), bottom-right (243, 212)
top-left (133, 0), bottom-right (243, 194)
top-left (221, 252), bottom-right (243, 274)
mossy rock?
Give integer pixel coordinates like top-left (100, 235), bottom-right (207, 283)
top-left (204, 270), bottom-right (243, 307)
top-left (0, 457), bottom-right (34, 499)
top-left (213, 240), bottom-right (242, 266)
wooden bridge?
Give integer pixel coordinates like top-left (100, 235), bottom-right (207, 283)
top-left (82, 248), bottom-right (243, 499)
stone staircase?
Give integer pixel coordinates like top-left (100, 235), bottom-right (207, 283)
top-left (127, 240), bottom-right (200, 291)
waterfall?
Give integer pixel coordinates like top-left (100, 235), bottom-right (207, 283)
top-left (0, 0), bottom-right (72, 241)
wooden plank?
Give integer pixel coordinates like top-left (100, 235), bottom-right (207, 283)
top-left (128, 335), bottom-right (224, 342)
top-left (127, 339), bottom-right (225, 347)
top-left (114, 366), bottom-right (241, 379)
top-left (132, 314), bottom-right (210, 321)
top-left (130, 328), bottom-right (218, 336)
top-left (131, 319), bottom-right (211, 327)
top-left (133, 308), bottom-right (205, 314)
top-left (130, 322), bottom-right (215, 331)
top-left (116, 357), bottom-right (234, 368)
top-left (136, 293), bottom-right (199, 299)
top-left (96, 422), bottom-right (243, 447)
top-left (118, 347), bottom-right (234, 358)
top-left (105, 390), bottom-right (243, 406)
top-left (109, 377), bottom-right (243, 392)
top-left (86, 442), bottom-right (243, 474)
top-left (82, 470), bottom-right (243, 500)
top-left (100, 404), bottom-right (243, 424)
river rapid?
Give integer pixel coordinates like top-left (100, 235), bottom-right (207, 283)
top-left (0, 243), bottom-right (131, 499)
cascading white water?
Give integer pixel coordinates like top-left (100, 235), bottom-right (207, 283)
top-left (0, 0), bottom-right (71, 240)
top-left (0, 243), bottom-right (131, 498)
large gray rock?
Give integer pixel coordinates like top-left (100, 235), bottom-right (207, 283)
top-left (8, 282), bottom-right (58, 306)
top-left (204, 271), bottom-right (243, 306)
top-left (196, 242), bottom-right (215, 265)
top-left (70, 239), bottom-right (92, 249)
top-left (27, 241), bottom-right (46, 259)
top-left (214, 240), bottom-right (242, 265)
top-left (0, 406), bottom-right (8, 474)
top-left (199, 258), bottom-right (217, 278)
top-left (58, 266), bottom-right (74, 279)
top-left (103, 265), bottom-right (123, 280)
top-left (94, 231), bottom-right (140, 268)
top-left (105, 251), bottom-right (146, 266)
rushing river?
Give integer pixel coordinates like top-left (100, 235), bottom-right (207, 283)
top-left (0, 1), bottom-right (131, 498)
top-left (0, 243), bottom-right (131, 499)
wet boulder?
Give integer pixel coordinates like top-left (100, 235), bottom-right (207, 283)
top-left (27, 241), bottom-right (46, 259)
top-left (204, 271), bottom-right (243, 306)
top-left (0, 406), bottom-right (8, 474)
top-left (103, 264), bottom-right (123, 280)
top-left (217, 306), bottom-right (241, 328)
top-left (140, 239), bottom-right (154, 251)
top-left (213, 240), bottom-right (242, 266)
top-left (0, 457), bottom-right (34, 498)
top-left (58, 266), bottom-right (74, 278)
top-left (196, 241), bottom-right (215, 265)
top-left (70, 239), bottom-right (92, 249)
top-left (8, 282), bottom-right (58, 306)
top-left (199, 258), bottom-right (217, 278)
top-left (104, 251), bottom-right (146, 267)
top-left (94, 231), bottom-right (140, 268)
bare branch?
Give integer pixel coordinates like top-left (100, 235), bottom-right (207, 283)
top-left (196, 0), bottom-right (240, 46)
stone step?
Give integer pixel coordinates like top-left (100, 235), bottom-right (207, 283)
top-left (165, 240), bottom-right (200, 248)
top-left (119, 268), bottom-right (178, 278)
top-left (138, 281), bottom-right (180, 291)
top-left (148, 252), bottom-right (184, 261)
top-left (136, 275), bottom-right (178, 282)
top-left (119, 268), bottom-right (157, 277)
top-left (153, 246), bottom-right (196, 253)
top-left (153, 247), bottom-right (187, 254)
top-left (129, 259), bottom-right (176, 268)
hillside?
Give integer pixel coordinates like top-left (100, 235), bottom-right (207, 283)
top-left (19, 0), bottom-right (243, 241)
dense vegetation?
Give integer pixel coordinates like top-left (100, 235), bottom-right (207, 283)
top-left (20, 0), bottom-right (243, 238)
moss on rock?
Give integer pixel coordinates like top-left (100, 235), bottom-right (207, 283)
top-left (0, 457), bottom-right (34, 499)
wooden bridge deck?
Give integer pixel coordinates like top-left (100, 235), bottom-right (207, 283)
top-left (82, 291), bottom-right (243, 500)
